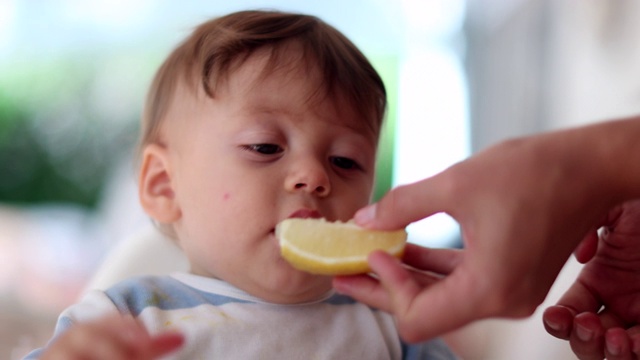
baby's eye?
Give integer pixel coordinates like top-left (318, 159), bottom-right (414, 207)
top-left (330, 156), bottom-right (361, 170)
top-left (246, 144), bottom-right (283, 155)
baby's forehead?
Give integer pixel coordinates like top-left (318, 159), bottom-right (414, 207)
top-left (226, 49), bottom-right (379, 133)
top-left (218, 44), bottom-right (323, 97)
top-left (244, 64), bottom-right (376, 136)
top-left (161, 73), bottom-right (378, 153)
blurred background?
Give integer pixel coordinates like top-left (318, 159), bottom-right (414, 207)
top-left (2, 0), bottom-right (640, 359)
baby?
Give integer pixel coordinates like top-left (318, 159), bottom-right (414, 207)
top-left (26, 10), bottom-right (456, 359)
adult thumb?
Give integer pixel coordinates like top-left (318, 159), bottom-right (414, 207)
top-left (355, 176), bottom-right (447, 230)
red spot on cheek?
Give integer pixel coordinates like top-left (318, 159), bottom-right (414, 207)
top-left (223, 193), bottom-right (231, 201)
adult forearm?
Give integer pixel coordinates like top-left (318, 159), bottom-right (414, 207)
top-left (558, 116), bottom-right (640, 205)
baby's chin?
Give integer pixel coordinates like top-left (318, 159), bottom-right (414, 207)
top-left (255, 266), bottom-right (333, 304)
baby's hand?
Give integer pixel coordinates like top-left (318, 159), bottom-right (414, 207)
top-left (543, 200), bottom-right (640, 359)
top-left (40, 315), bottom-right (184, 360)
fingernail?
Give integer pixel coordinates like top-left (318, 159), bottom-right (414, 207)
top-left (354, 204), bottom-right (376, 225)
top-left (544, 319), bottom-right (562, 332)
top-left (607, 340), bottom-right (621, 356)
top-left (576, 324), bottom-right (593, 342)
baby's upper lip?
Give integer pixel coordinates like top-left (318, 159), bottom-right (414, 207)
top-left (287, 208), bottom-right (322, 219)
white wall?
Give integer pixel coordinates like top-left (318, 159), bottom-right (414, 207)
top-left (466, 0), bottom-right (640, 150)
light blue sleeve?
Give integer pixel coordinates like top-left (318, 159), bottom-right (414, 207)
top-left (403, 338), bottom-right (460, 360)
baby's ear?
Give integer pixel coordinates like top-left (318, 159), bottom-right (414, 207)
top-left (138, 144), bottom-right (181, 223)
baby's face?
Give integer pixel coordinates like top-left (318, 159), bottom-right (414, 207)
top-left (157, 51), bottom-right (378, 303)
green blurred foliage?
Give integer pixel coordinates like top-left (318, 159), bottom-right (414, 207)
top-left (0, 56), bottom-right (143, 208)
top-left (370, 55), bottom-right (399, 202)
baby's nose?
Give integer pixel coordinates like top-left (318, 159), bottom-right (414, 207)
top-left (285, 160), bottom-right (331, 197)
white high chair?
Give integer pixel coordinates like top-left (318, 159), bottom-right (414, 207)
top-left (84, 225), bottom-right (189, 292)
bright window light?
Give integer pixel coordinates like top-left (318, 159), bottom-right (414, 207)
top-left (395, 0), bottom-right (469, 248)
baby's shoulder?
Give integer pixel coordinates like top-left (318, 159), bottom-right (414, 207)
top-left (103, 274), bottom-right (243, 315)
top-left (106, 274), bottom-right (178, 293)
top-left (103, 275), bottom-right (191, 315)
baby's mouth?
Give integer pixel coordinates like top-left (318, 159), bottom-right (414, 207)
top-left (288, 209), bottom-right (322, 219)
top-left (270, 209), bottom-right (323, 239)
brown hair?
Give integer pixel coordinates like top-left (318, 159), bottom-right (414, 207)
top-left (139, 10), bottom-right (386, 154)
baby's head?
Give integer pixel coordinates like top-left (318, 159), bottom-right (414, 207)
top-left (137, 10), bottom-right (386, 303)
top-left (139, 10), bottom-right (385, 156)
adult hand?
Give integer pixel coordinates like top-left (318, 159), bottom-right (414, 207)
top-left (543, 199), bottom-right (640, 360)
top-left (333, 118), bottom-right (640, 343)
top-left (40, 315), bottom-right (184, 360)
